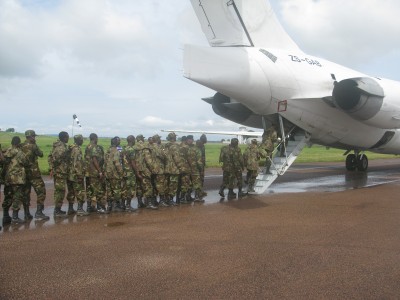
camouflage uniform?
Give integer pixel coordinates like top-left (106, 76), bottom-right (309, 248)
top-left (219, 139), bottom-right (245, 197)
top-left (49, 134), bottom-right (70, 216)
top-left (150, 136), bottom-right (168, 206)
top-left (188, 141), bottom-right (204, 201)
top-left (68, 136), bottom-right (88, 216)
top-left (164, 133), bottom-right (182, 204)
top-left (4, 140), bottom-right (29, 223)
top-left (243, 140), bottom-right (267, 192)
top-left (261, 126), bottom-right (278, 172)
top-left (121, 141), bottom-right (138, 211)
top-left (104, 142), bottom-right (124, 211)
top-left (179, 139), bottom-right (192, 203)
top-left (21, 130), bottom-right (48, 220)
top-left (134, 138), bottom-right (157, 209)
top-left (85, 139), bottom-right (107, 212)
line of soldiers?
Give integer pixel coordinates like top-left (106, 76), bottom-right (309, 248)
top-left (0, 130), bottom-right (208, 225)
top-left (218, 126), bottom-right (278, 197)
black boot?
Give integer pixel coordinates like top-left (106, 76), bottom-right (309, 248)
top-left (96, 203), bottom-right (108, 214)
top-left (228, 189), bottom-right (236, 198)
top-left (167, 195), bottom-right (177, 206)
top-left (113, 200), bottom-right (124, 212)
top-left (176, 192), bottom-right (182, 204)
top-left (3, 206), bottom-right (12, 225)
top-left (137, 196), bottom-right (146, 208)
top-left (35, 204), bottom-right (50, 221)
top-left (54, 207), bottom-right (68, 218)
top-left (76, 202), bottom-right (89, 216)
top-left (107, 200), bottom-right (113, 212)
top-left (194, 190), bottom-right (205, 202)
top-left (67, 203), bottom-right (76, 215)
top-left (218, 186), bottom-right (225, 197)
top-left (23, 204), bottom-right (33, 220)
top-left (158, 196), bottom-right (170, 207)
top-left (86, 201), bottom-right (95, 214)
top-left (238, 188), bottom-right (247, 197)
top-left (11, 210), bottom-right (25, 224)
top-left (146, 197), bottom-right (158, 210)
top-left (119, 199), bottom-right (126, 211)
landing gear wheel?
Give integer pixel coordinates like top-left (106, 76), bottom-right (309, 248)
top-left (357, 154), bottom-right (368, 171)
top-left (345, 154), bottom-right (357, 171)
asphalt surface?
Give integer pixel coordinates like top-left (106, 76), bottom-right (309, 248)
top-left (1, 159), bottom-right (400, 299)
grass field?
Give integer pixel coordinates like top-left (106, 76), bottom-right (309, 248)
top-left (0, 132), bottom-right (398, 175)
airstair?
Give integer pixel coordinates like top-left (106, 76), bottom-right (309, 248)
top-left (251, 119), bottom-right (310, 194)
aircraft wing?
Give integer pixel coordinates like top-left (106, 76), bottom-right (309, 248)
top-left (190, 0), bottom-right (301, 51)
top-left (161, 129), bottom-right (262, 137)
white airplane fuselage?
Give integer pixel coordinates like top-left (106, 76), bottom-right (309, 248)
top-left (184, 45), bottom-right (400, 154)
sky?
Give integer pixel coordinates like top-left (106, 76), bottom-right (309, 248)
top-left (1, 0), bottom-right (400, 139)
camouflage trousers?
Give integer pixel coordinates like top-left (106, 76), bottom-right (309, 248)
top-left (67, 178), bottom-right (86, 204)
top-left (166, 174), bottom-right (179, 198)
top-left (53, 174), bottom-right (68, 207)
top-left (7, 184), bottom-right (24, 211)
top-left (191, 173), bottom-right (202, 191)
top-left (88, 176), bottom-right (106, 206)
top-left (107, 178), bottom-right (122, 202)
top-left (246, 169), bottom-right (258, 188)
top-left (151, 174), bottom-right (166, 196)
top-left (180, 173), bottom-right (192, 193)
top-left (122, 175), bottom-right (136, 200)
top-left (23, 177), bottom-right (46, 206)
top-left (2, 185), bottom-right (12, 209)
top-left (221, 170), bottom-right (243, 189)
top-left (138, 173), bottom-right (153, 198)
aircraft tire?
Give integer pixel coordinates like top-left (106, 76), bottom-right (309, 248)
top-left (357, 154), bottom-right (368, 171)
top-left (345, 154), bottom-right (357, 171)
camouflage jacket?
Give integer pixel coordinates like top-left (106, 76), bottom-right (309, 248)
top-left (150, 143), bottom-right (165, 175)
top-left (164, 141), bottom-right (182, 175)
top-left (49, 140), bottom-right (70, 176)
top-left (85, 143), bottom-right (104, 178)
top-left (219, 145), bottom-right (244, 172)
top-left (21, 140), bottom-right (43, 179)
top-left (134, 142), bottom-right (154, 177)
top-left (4, 147), bottom-right (29, 185)
top-left (0, 148), bottom-right (5, 184)
top-left (179, 143), bottom-right (191, 174)
top-left (187, 144), bottom-right (202, 175)
top-left (122, 145), bottom-right (136, 177)
top-left (69, 144), bottom-right (85, 181)
top-left (243, 144), bottom-right (267, 171)
top-left (104, 146), bottom-right (124, 179)
top-left (261, 127), bottom-right (278, 152)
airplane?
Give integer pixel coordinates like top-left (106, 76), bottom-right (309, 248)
top-left (184, 0), bottom-right (400, 194)
top-left (161, 127), bottom-right (262, 144)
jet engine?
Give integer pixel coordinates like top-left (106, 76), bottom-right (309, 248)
top-left (332, 77), bottom-right (384, 121)
top-left (203, 93), bottom-right (263, 129)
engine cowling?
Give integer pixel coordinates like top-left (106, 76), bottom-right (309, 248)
top-left (332, 77), bottom-right (384, 121)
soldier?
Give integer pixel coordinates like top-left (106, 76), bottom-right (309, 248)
top-left (133, 134), bottom-right (146, 208)
top-left (198, 134), bottom-right (207, 196)
top-left (150, 134), bottom-right (169, 207)
top-left (68, 135), bottom-right (89, 216)
top-left (21, 130), bottom-right (49, 221)
top-left (219, 138), bottom-right (245, 198)
top-left (4, 136), bottom-right (29, 224)
top-left (134, 135), bottom-right (158, 210)
top-left (179, 135), bottom-right (193, 204)
top-left (189, 138), bottom-right (205, 202)
top-left (121, 135), bottom-right (138, 212)
top-left (164, 132), bottom-right (181, 205)
top-left (49, 131), bottom-right (70, 217)
top-left (261, 125), bottom-right (278, 173)
top-left (85, 133), bottom-right (107, 214)
top-left (104, 137), bottom-right (124, 212)
top-left (0, 143), bottom-right (5, 229)
top-left (243, 139), bottom-right (267, 193)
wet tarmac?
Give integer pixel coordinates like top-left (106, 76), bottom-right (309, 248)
top-left (1, 159), bottom-right (400, 299)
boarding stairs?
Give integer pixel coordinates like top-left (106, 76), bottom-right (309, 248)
top-left (252, 128), bottom-right (310, 194)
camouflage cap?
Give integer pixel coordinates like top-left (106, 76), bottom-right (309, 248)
top-left (25, 130), bottom-right (37, 137)
top-left (167, 132), bottom-right (176, 141)
top-left (186, 135), bottom-right (194, 140)
top-left (74, 134), bottom-right (83, 139)
top-left (136, 134), bottom-right (145, 142)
